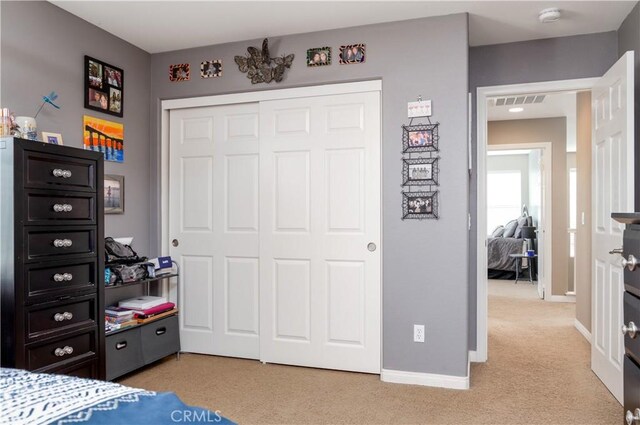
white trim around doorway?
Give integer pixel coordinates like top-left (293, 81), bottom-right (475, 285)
top-left (475, 77), bottom-right (598, 363)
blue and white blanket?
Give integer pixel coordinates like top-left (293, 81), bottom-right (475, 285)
top-left (0, 368), bottom-right (234, 425)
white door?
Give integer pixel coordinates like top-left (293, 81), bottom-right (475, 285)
top-left (591, 51), bottom-right (634, 403)
top-left (170, 103), bottom-right (260, 359)
top-left (529, 149), bottom-right (546, 299)
top-left (259, 92), bottom-right (381, 373)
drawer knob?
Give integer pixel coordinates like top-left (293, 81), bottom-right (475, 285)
top-left (53, 203), bottom-right (73, 213)
top-left (63, 273), bottom-right (73, 281)
top-left (53, 239), bottom-right (73, 248)
top-left (622, 321), bottom-right (638, 339)
top-left (626, 409), bottom-right (640, 425)
top-left (53, 273), bottom-right (65, 282)
top-left (52, 169), bottom-right (72, 178)
top-left (53, 312), bottom-right (73, 322)
top-left (622, 254), bottom-right (639, 271)
top-left (54, 346), bottom-right (73, 357)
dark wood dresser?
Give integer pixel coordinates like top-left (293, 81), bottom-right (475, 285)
top-left (0, 137), bottom-right (105, 379)
top-left (612, 213), bottom-right (640, 424)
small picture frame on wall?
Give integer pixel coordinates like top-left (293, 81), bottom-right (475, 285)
top-left (201, 60), bottom-right (222, 78)
top-left (402, 191), bottom-right (439, 220)
top-left (104, 174), bottom-right (124, 214)
top-left (84, 56), bottom-right (124, 118)
top-left (307, 47), bottom-right (331, 67)
top-left (41, 132), bottom-right (64, 145)
top-left (402, 123), bottom-right (439, 153)
top-left (339, 44), bottom-right (366, 64)
top-left (402, 157), bottom-right (439, 186)
top-left (169, 63), bottom-right (190, 82)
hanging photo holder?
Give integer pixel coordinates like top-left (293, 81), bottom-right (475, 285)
top-left (402, 157), bottom-right (439, 186)
top-left (402, 122), bottom-right (439, 153)
top-left (402, 190), bottom-right (439, 220)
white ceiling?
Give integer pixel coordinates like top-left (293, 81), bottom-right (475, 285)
top-left (49, 1), bottom-right (636, 54)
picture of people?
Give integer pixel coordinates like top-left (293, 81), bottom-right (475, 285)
top-left (403, 158), bottom-right (438, 186)
top-left (409, 163), bottom-right (432, 181)
top-left (109, 88), bottom-right (122, 114)
top-left (104, 175), bottom-right (124, 214)
top-left (407, 196), bottom-right (432, 214)
top-left (200, 60), bottom-right (222, 78)
top-left (88, 60), bottom-right (103, 88)
top-left (104, 66), bottom-right (122, 87)
top-left (88, 89), bottom-right (108, 110)
top-left (408, 130), bottom-right (432, 147)
top-left (170, 63), bottom-right (190, 82)
top-left (306, 47), bottom-right (331, 67)
top-left (339, 44), bottom-right (366, 64)
top-left (402, 123), bottom-right (439, 153)
top-left (402, 191), bottom-right (438, 219)
top-left (85, 56), bottom-right (124, 117)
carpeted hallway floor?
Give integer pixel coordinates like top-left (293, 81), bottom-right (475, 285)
top-left (120, 279), bottom-right (621, 424)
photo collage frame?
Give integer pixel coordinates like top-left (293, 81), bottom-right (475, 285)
top-left (401, 121), bottom-right (440, 220)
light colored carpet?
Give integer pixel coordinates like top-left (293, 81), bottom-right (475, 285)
top-left (119, 279), bottom-right (620, 424)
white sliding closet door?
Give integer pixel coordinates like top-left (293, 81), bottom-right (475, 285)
top-left (169, 103), bottom-right (260, 359)
top-left (259, 91), bottom-right (381, 373)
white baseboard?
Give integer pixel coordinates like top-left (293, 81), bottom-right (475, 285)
top-left (468, 350), bottom-right (486, 363)
top-left (381, 368), bottom-right (469, 390)
top-left (545, 294), bottom-right (576, 303)
top-left (574, 319), bottom-right (592, 343)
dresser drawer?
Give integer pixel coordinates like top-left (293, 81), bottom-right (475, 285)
top-left (25, 260), bottom-right (97, 302)
top-left (53, 358), bottom-right (98, 379)
top-left (625, 356), bottom-right (640, 425)
top-left (625, 292), bottom-right (640, 363)
top-left (23, 151), bottom-right (96, 192)
top-left (106, 328), bottom-right (144, 380)
top-left (26, 295), bottom-right (97, 341)
top-left (141, 315), bottom-right (180, 364)
top-left (27, 329), bottom-right (97, 371)
top-left (25, 191), bottom-right (96, 225)
top-left (25, 226), bottom-right (96, 261)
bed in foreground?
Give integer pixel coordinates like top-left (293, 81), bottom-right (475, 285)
top-left (0, 368), bottom-right (235, 425)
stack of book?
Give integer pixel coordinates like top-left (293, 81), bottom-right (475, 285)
top-left (105, 306), bottom-right (137, 333)
top-left (118, 296), bottom-right (177, 323)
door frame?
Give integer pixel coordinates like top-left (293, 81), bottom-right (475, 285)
top-left (486, 142), bottom-right (553, 301)
top-left (159, 79), bottom-right (383, 366)
top-left (475, 77), bottom-right (598, 363)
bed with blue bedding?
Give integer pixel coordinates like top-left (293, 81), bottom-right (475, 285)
top-left (0, 368), bottom-right (235, 425)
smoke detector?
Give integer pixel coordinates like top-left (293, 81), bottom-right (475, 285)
top-left (539, 8), bottom-right (561, 23)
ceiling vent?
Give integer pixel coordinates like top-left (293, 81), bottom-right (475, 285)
top-left (492, 94), bottom-right (546, 107)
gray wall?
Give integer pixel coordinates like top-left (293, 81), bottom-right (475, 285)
top-left (488, 118), bottom-right (569, 296)
top-left (468, 32), bottom-right (619, 350)
top-left (0, 1), bottom-right (152, 253)
top-left (149, 15), bottom-right (470, 376)
top-left (618, 2), bottom-right (640, 211)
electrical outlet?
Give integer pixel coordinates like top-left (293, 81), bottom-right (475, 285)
top-left (413, 324), bottom-right (425, 343)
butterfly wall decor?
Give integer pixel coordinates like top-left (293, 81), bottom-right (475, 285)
top-left (234, 38), bottom-right (294, 84)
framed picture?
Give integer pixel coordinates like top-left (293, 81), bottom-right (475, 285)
top-left (201, 60), bottom-right (222, 78)
top-left (402, 157), bottom-right (439, 186)
top-left (83, 115), bottom-right (124, 163)
top-left (41, 132), bottom-right (63, 145)
top-left (402, 191), bottom-right (438, 220)
top-left (104, 174), bottom-right (124, 214)
top-left (84, 56), bottom-right (124, 117)
top-left (339, 44), bottom-right (366, 64)
top-left (307, 47), bottom-right (331, 67)
top-left (169, 63), bottom-right (190, 82)
top-left (402, 123), bottom-right (439, 153)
